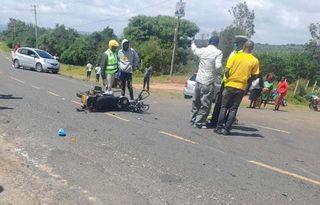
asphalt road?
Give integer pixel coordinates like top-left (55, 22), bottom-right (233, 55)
top-left (0, 52), bottom-right (319, 205)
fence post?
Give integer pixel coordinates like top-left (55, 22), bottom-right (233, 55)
top-left (293, 78), bottom-right (300, 96)
top-left (312, 81), bottom-right (317, 93)
top-left (305, 80), bottom-right (310, 90)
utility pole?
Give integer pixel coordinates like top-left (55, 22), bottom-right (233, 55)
top-left (170, 17), bottom-right (180, 77)
top-left (33, 5), bottom-right (38, 48)
top-left (170, 0), bottom-right (185, 77)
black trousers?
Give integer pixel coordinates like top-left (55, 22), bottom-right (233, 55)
top-left (217, 87), bottom-right (244, 131)
top-left (120, 72), bottom-right (134, 100)
top-left (143, 77), bottom-right (150, 91)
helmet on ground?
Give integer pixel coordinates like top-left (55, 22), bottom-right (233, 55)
top-left (109, 40), bottom-right (119, 49)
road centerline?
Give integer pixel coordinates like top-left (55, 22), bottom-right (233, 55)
top-left (105, 113), bottom-right (130, 122)
top-left (71, 100), bottom-right (82, 106)
top-left (251, 123), bottom-right (291, 134)
top-left (47, 91), bottom-right (60, 97)
top-left (248, 160), bottom-right (320, 186)
top-left (159, 131), bottom-right (198, 144)
top-left (10, 76), bottom-right (26, 84)
top-left (31, 85), bottom-right (41, 89)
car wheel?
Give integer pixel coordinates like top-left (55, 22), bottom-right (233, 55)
top-left (52, 70), bottom-right (58, 74)
top-left (36, 63), bottom-right (43, 72)
top-left (14, 60), bottom-right (20, 69)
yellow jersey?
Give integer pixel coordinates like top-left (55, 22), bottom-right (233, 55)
top-left (225, 52), bottom-right (259, 90)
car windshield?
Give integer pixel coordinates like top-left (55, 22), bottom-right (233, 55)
top-left (35, 49), bottom-right (53, 59)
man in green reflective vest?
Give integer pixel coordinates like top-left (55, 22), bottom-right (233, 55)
top-left (100, 39), bottom-right (120, 95)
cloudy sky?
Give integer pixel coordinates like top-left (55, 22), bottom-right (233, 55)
top-left (0, 0), bottom-right (319, 44)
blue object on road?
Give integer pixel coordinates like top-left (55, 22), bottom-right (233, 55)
top-left (58, 128), bottom-right (66, 137)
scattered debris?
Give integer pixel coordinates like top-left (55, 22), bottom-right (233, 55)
top-left (58, 128), bottom-right (66, 137)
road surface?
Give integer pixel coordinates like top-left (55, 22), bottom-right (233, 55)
top-left (0, 52), bottom-right (319, 205)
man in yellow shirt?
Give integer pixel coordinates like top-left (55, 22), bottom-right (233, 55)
top-left (215, 40), bottom-right (259, 135)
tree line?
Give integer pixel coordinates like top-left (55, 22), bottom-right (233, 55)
top-left (0, 1), bottom-right (319, 83)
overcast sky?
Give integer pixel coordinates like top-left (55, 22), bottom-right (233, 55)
top-left (0, 0), bottom-right (319, 44)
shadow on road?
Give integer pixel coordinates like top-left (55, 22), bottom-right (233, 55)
top-left (0, 106), bottom-right (14, 110)
top-left (230, 132), bottom-right (264, 138)
top-left (0, 94), bottom-right (23, 100)
top-left (0, 185), bottom-right (4, 193)
top-left (232, 125), bottom-right (258, 132)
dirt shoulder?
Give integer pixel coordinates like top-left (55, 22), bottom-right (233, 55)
top-left (0, 134), bottom-right (46, 205)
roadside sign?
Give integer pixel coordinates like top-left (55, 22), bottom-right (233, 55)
top-left (175, 1), bottom-right (186, 17)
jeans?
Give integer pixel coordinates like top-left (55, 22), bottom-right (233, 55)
top-left (191, 82), bottom-right (214, 125)
top-left (217, 87), bottom-right (244, 131)
top-left (102, 73), bottom-right (115, 92)
top-left (120, 71), bottom-right (134, 100)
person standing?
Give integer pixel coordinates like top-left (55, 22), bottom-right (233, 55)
top-left (208, 35), bottom-right (248, 128)
top-left (260, 74), bottom-right (274, 108)
top-left (274, 77), bottom-right (288, 111)
top-left (248, 75), bottom-right (264, 108)
top-left (215, 40), bottom-right (259, 135)
top-left (190, 36), bottom-right (223, 129)
top-left (118, 39), bottom-right (139, 101)
top-left (100, 39), bottom-right (120, 95)
top-left (143, 64), bottom-right (153, 91)
top-left (86, 62), bottom-right (93, 81)
top-left (95, 64), bottom-right (102, 83)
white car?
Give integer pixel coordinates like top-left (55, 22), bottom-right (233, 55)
top-left (183, 73), bottom-right (222, 100)
top-left (13, 47), bottom-right (60, 74)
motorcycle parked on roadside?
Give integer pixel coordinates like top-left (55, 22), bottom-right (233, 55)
top-left (306, 93), bottom-right (320, 111)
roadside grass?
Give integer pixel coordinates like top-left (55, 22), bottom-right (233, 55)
top-left (0, 42), bottom-right (11, 52)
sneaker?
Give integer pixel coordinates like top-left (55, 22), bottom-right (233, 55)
top-left (206, 122), bottom-right (217, 128)
top-left (214, 128), bottom-right (223, 135)
top-left (222, 129), bottom-right (231, 136)
top-left (194, 124), bottom-right (208, 129)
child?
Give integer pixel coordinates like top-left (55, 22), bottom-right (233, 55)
top-left (95, 65), bottom-right (101, 83)
top-left (143, 64), bottom-right (153, 91)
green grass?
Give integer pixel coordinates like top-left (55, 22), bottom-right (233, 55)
top-left (0, 42), bottom-right (11, 52)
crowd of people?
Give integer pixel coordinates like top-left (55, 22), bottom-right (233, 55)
top-left (85, 39), bottom-right (153, 101)
top-left (190, 35), bottom-right (289, 135)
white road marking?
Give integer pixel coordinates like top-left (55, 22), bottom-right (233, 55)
top-left (10, 76), bottom-right (25, 84)
top-left (31, 85), bottom-right (40, 89)
top-left (47, 91), bottom-right (60, 97)
top-left (249, 160), bottom-right (320, 186)
top-left (105, 113), bottom-right (130, 122)
top-left (251, 123), bottom-right (290, 134)
top-left (159, 131), bottom-right (198, 144)
top-left (71, 100), bottom-right (82, 106)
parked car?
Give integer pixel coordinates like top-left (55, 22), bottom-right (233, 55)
top-left (183, 73), bottom-right (197, 99)
top-left (13, 47), bottom-right (60, 74)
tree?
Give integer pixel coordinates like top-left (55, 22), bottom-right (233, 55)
top-left (229, 1), bottom-right (255, 37)
top-left (1, 18), bottom-right (46, 48)
top-left (38, 24), bottom-right (79, 56)
top-left (123, 15), bottom-right (199, 73)
top-left (214, 26), bottom-right (246, 60)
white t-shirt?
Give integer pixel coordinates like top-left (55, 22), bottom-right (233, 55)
top-left (95, 66), bottom-right (101, 75)
top-left (86, 63), bottom-right (93, 72)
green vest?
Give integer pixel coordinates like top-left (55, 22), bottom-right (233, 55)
top-left (106, 49), bottom-right (118, 74)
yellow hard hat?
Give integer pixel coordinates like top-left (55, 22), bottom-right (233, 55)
top-left (108, 40), bottom-right (119, 49)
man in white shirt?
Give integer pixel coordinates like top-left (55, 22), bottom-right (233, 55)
top-left (95, 65), bottom-right (102, 83)
top-left (86, 62), bottom-right (93, 81)
top-left (191, 36), bottom-right (223, 129)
